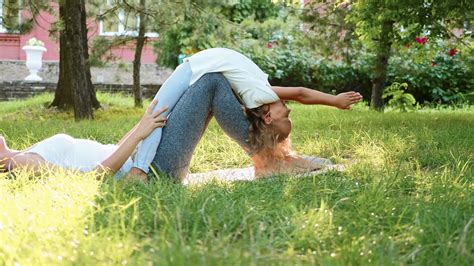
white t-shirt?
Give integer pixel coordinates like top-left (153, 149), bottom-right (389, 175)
top-left (28, 134), bottom-right (132, 178)
top-left (184, 48), bottom-right (279, 109)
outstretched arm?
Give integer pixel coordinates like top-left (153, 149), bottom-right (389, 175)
top-left (272, 86), bottom-right (362, 110)
top-left (96, 100), bottom-right (168, 177)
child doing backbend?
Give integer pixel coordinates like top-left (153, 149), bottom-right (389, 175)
top-left (130, 48), bottom-right (362, 179)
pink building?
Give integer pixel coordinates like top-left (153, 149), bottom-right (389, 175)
top-left (0, 1), bottom-right (157, 63)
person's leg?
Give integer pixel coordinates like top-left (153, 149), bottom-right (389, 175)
top-left (151, 73), bottom-right (253, 180)
top-left (133, 62), bottom-right (192, 173)
top-left (208, 80), bottom-right (254, 155)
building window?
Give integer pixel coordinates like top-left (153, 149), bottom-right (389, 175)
top-left (99, 0), bottom-right (157, 37)
top-left (0, 0), bottom-right (22, 33)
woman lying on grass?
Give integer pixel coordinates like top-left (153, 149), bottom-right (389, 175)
top-left (0, 101), bottom-right (167, 179)
top-left (0, 48), bottom-right (362, 181)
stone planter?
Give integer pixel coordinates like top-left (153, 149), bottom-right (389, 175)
top-left (22, 45), bottom-right (47, 81)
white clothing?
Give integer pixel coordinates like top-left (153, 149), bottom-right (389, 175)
top-left (184, 48), bottom-right (279, 109)
top-left (28, 134), bottom-right (132, 178)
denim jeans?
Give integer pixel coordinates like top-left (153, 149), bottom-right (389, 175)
top-left (133, 62), bottom-right (193, 173)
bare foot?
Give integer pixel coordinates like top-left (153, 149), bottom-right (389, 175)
top-left (125, 167), bottom-right (149, 182)
top-left (334, 91), bottom-right (363, 109)
top-left (0, 136), bottom-right (6, 152)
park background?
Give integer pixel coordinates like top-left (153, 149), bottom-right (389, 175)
top-left (0, 0), bottom-right (473, 265)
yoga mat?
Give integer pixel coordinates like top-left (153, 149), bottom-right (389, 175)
top-left (183, 156), bottom-right (344, 185)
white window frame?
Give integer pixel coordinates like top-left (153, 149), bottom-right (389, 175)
top-left (99, 0), bottom-right (158, 38)
top-left (0, 0), bottom-right (22, 33)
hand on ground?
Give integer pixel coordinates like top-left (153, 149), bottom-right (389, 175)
top-left (135, 100), bottom-right (168, 140)
top-left (334, 91), bottom-right (363, 110)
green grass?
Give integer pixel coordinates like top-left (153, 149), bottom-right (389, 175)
top-left (0, 94), bottom-right (473, 265)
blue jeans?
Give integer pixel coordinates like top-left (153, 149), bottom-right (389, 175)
top-left (133, 62), bottom-right (193, 173)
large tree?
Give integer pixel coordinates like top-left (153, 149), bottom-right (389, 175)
top-left (51, 0), bottom-right (100, 120)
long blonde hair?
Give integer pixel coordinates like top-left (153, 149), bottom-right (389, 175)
top-left (245, 105), bottom-right (292, 157)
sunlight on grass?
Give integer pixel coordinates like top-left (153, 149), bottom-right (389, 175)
top-left (0, 94), bottom-right (473, 264)
top-left (290, 201), bottom-right (335, 250)
top-left (0, 169), bottom-right (100, 264)
top-left (352, 134), bottom-right (386, 168)
top-left (191, 126), bottom-right (251, 173)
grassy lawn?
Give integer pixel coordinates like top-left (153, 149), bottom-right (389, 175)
top-left (0, 94), bottom-right (473, 265)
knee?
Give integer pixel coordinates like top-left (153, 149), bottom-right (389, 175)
top-left (205, 72), bottom-right (227, 82)
top-left (201, 73), bottom-right (231, 91)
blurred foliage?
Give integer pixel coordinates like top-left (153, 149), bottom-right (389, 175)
top-left (308, 0), bottom-right (474, 108)
top-left (1, 0), bottom-right (51, 33)
top-left (87, 0), bottom-right (182, 66)
top-left (154, 0), bottom-right (288, 68)
top-left (14, 0), bottom-right (474, 106)
top-left (388, 40), bottom-right (474, 105)
top-left (300, 1), bottom-right (354, 62)
top-left (150, 0), bottom-right (473, 106)
top-left (382, 82), bottom-right (416, 112)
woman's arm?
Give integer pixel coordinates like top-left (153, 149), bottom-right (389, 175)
top-left (117, 124), bottom-right (138, 146)
top-left (272, 86), bottom-right (362, 109)
top-left (96, 100), bottom-right (168, 176)
top-left (6, 152), bottom-right (56, 172)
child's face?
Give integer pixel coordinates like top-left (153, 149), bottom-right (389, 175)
top-left (268, 101), bottom-right (292, 140)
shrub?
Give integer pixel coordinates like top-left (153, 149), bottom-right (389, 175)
top-left (387, 40), bottom-right (474, 104)
top-left (382, 82), bottom-right (416, 112)
top-left (388, 52), bottom-right (474, 104)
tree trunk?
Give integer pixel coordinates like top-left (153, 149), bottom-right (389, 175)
top-left (67, 0), bottom-right (94, 120)
top-left (51, 0), bottom-right (98, 120)
top-left (133, 0), bottom-right (147, 108)
top-left (370, 20), bottom-right (394, 111)
top-left (81, 0), bottom-right (100, 109)
top-left (51, 3), bottom-right (73, 109)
